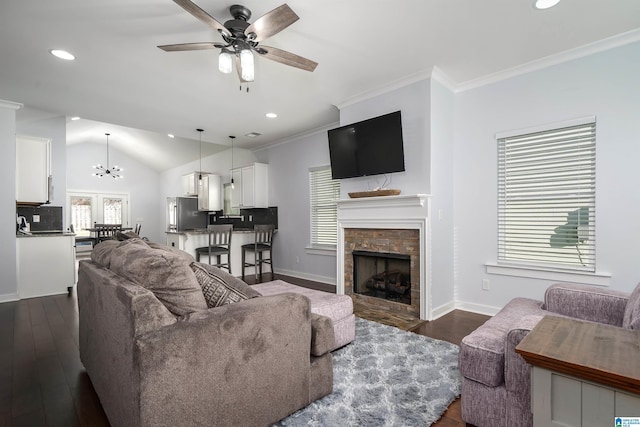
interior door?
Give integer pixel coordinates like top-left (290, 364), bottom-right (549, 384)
top-left (67, 191), bottom-right (130, 232)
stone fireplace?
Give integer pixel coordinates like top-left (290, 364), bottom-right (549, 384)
top-left (337, 194), bottom-right (430, 320)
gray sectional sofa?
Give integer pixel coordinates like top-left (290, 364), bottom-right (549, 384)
top-left (78, 238), bottom-right (334, 427)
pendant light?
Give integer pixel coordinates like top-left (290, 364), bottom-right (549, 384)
top-left (93, 133), bottom-right (123, 179)
top-left (197, 129), bottom-right (204, 186)
top-left (229, 135), bottom-right (236, 189)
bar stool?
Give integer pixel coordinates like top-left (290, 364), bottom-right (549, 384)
top-left (195, 224), bottom-right (233, 273)
top-left (242, 225), bottom-right (275, 282)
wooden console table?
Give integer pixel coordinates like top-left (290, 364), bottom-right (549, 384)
top-left (516, 316), bottom-right (640, 427)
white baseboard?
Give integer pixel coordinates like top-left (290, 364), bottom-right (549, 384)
top-left (455, 300), bottom-right (501, 317)
top-left (0, 293), bottom-right (20, 303)
top-left (430, 301), bottom-right (457, 320)
top-left (274, 268), bottom-right (336, 286)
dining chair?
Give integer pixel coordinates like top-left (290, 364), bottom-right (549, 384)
top-left (195, 224), bottom-right (233, 273)
top-left (242, 224), bottom-right (275, 282)
top-left (134, 223), bottom-right (142, 235)
top-left (94, 223), bottom-right (122, 243)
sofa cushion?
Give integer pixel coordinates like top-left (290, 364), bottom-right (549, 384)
top-left (623, 282), bottom-right (640, 330)
top-left (191, 262), bottom-right (261, 308)
top-left (91, 239), bottom-right (121, 268)
top-left (109, 239), bottom-right (207, 316)
top-left (459, 297), bottom-right (544, 387)
top-left (147, 241), bottom-right (196, 263)
top-left (253, 280), bottom-right (353, 321)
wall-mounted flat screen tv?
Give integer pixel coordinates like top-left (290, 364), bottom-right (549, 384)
top-left (327, 110), bottom-right (405, 179)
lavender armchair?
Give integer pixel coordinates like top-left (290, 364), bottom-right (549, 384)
top-left (459, 282), bottom-right (640, 427)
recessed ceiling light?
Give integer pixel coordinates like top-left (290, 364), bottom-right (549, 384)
top-left (168, 133), bottom-right (175, 138)
top-left (533, 0), bottom-right (560, 10)
top-left (70, 116), bottom-right (80, 121)
top-left (50, 49), bottom-right (76, 60)
top-left (265, 112), bottom-right (278, 119)
top-left (245, 132), bottom-right (262, 138)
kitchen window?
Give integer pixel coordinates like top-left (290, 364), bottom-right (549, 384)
top-left (309, 166), bottom-right (340, 248)
top-left (497, 117), bottom-right (596, 272)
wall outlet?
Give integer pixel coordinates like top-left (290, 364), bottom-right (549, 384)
top-left (482, 279), bottom-right (490, 291)
top-left (32, 214), bottom-right (40, 223)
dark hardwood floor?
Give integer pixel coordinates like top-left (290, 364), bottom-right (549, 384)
top-left (1, 272), bottom-right (488, 426)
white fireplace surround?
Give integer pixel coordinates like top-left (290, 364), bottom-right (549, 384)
top-left (336, 194), bottom-right (431, 320)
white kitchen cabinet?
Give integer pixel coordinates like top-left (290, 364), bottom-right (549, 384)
top-left (182, 171), bottom-right (212, 196)
top-left (198, 174), bottom-right (222, 211)
top-left (16, 135), bottom-right (51, 204)
top-left (230, 163), bottom-right (268, 208)
top-left (17, 235), bottom-right (75, 298)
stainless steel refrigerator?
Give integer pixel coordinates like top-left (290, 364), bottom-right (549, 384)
top-left (167, 197), bottom-right (208, 231)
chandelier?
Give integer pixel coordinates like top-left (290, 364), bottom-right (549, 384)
top-left (93, 133), bottom-right (123, 179)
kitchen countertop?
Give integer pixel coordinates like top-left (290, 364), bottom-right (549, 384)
top-left (16, 232), bottom-right (76, 238)
top-left (166, 228), bottom-right (256, 235)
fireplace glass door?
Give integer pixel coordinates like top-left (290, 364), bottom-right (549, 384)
top-left (352, 250), bottom-right (411, 305)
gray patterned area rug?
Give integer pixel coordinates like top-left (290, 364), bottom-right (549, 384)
top-left (276, 317), bottom-right (461, 427)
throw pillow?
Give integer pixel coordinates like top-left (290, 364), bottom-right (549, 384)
top-left (110, 239), bottom-right (207, 316)
top-left (191, 262), bottom-right (261, 308)
top-left (622, 282), bottom-right (640, 330)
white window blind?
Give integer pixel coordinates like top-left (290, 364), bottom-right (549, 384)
top-left (498, 119), bottom-right (596, 271)
top-left (310, 166), bottom-right (341, 247)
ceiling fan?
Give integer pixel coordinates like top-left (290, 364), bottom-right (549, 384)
top-left (158, 0), bottom-right (318, 83)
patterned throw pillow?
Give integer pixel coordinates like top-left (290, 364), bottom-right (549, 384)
top-left (191, 262), bottom-right (261, 308)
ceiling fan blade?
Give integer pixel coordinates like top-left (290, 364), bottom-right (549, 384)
top-left (173, 0), bottom-right (231, 38)
top-left (245, 4), bottom-right (299, 42)
top-left (258, 45), bottom-right (317, 72)
top-left (158, 42), bottom-right (225, 52)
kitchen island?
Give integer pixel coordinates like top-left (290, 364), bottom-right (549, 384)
top-left (166, 229), bottom-right (270, 278)
top-left (16, 232), bottom-right (76, 298)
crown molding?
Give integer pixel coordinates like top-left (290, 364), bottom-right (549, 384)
top-left (0, 100), bottom-right (23, 110)
top-left (456, 28), bottom-right (640, 92)
top-left (252, 120), bottom-right (340, 152)
top-left (335, 69), bottom-right (431, 110)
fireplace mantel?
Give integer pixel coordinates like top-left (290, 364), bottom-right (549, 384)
top-left (336, 194), bottom-right (431, 320)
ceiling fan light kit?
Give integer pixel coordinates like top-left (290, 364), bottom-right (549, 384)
top-left (159, 1), bottom-right (318, 84)
top-left (218, 49), bottom-right (233, 74)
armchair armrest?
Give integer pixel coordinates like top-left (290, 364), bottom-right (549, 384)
top-left (137, 293), bottom-right (314, 427)
top-left (544, 283), bottom-right (628, 326)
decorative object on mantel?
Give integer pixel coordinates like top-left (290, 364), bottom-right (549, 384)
top-left (93, 133), bottom-right (123, 179)
top-left (348, 189), bottom-right (401, 198)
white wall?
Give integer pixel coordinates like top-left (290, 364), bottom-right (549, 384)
top-left (454, 41), bottom-right (640, 313)
top-left (430, 78), bottom-right (456, 313)
top-left (338, 80), bottom-right (431, 196)
top-left (67, 143), bottom-right (164, 243)
top-left (0, 101), bottom-right (20, 301)
top-left (257, 130), bottom-right (337, 283)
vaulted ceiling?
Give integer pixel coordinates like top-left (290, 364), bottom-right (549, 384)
top-left (2, 0), bottom-right (639, 171)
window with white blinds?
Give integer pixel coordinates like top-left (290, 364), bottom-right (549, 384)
top-left (309, 166), bottom-right (341, 247)
top-left (497, 119), bottom-right (596, 271)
